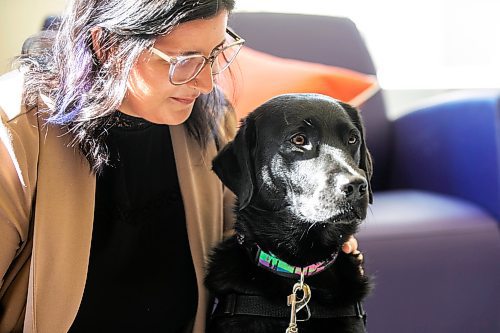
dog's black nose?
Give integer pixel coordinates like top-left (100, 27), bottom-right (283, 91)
top-left (341, 177), bottom-right (368, 199)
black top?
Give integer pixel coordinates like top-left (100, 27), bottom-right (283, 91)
top-left (69, 112), bottom-right (197, 333)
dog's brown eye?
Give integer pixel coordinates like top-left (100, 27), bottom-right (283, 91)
top-left (291, 134), bottom-right (307, 146)
top-left (348, 135), bottom-right (359, 145)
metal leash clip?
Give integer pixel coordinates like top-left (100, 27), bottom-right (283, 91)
top-left (286, 271), bottom-right (312, 333)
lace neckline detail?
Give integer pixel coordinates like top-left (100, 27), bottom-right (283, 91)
top-left (111, 111), bottom-right (155, 130)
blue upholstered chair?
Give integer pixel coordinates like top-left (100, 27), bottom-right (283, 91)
top-left (229, 12), bottom-right (500, 333)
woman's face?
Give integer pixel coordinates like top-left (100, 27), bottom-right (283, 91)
top-left (118, 10), bottom-right (228, 125)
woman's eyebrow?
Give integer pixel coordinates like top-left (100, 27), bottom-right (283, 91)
top-left (214, 37), bottom-right (227, 50)
top-left (180, 38), bottom-right (226, 56)
top-left (208, 38), bottom-right (227, 55)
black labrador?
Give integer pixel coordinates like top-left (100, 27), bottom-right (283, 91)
top-left (206, 93), bottom-right (373, 333)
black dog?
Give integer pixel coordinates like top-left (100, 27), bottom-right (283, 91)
top-left (206, 93), bottom-right (373, 333)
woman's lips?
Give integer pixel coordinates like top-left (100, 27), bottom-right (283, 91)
top-left (171, 96), bottom-right (196, 104)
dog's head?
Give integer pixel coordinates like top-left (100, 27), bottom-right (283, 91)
top-left (213, 93), bottom-right (373, 263)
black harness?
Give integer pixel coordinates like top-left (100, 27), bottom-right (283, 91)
top-left (211, 235), bottom-right (367, 323)
top-left (213, 293), bottom-right (366, 320)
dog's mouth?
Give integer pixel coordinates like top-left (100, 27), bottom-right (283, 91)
top-left (283, 184), bottom-right (368, 223)
top-left (299, 206), bottom-right (365, 229)
top-left (286, 202), bottom-right (364, 225)
top-left (327, 208), bottom-right (363, 224)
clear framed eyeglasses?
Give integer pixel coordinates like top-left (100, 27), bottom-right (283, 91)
top-left (150, 28), bottom-right (245, 85)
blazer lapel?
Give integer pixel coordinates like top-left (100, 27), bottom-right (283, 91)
top-left (26, 122), bottom-right (96, 332)
top-left (169, 124), bottom-right (224, 333)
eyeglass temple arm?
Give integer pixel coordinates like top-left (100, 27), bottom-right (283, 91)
top-left (226, 27), bottom-right (245, 43)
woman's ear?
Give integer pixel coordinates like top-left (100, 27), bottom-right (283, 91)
top-left (90, 27), bottom-right (106, 64)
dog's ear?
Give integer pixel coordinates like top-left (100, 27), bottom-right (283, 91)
top-left (362, 146), bottom-right (374, 204)
top-left (212, 117), bottom-right (256, 210)
top-left (340, 101), bottom-right (374, 204)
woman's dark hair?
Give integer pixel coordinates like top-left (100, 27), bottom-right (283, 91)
top-left (18, 0), bottom-right (235, 173)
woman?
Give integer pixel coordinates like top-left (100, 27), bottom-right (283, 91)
top-left (0, 0), bottom-right (361, 332)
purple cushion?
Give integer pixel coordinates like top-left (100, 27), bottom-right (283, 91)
top-left (357, 190), bottom-right (500, 333)
top-left (359, 190), bottom-right (498, 238)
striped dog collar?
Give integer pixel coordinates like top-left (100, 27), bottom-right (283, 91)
top-left (255, 246), bottom-right (338, 278)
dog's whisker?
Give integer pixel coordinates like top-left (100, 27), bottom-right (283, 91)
top-left (299, 221), bottom-right (318, 242)
top-left (284, 176), bottom-right (298, 209)
top-left (368, 206), bottom-right (374, 217)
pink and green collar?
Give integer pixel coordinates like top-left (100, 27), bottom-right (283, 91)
top-left (255, 246), bottom-right (338, 278)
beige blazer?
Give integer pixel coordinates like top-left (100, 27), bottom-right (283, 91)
top-left (0, 70), bottom-right (235, 332)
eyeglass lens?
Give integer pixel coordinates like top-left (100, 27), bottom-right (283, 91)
top-left (171, 43), bottom-right (242, 84)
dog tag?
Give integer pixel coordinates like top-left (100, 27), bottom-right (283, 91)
top-left (293, 282), bottom-right (311, 318)
top-left (286, 281), bottom-right (312, 332)
top-left (286, 292), bottom-right (299, 333)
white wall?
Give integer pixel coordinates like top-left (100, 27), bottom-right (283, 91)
top-left (235, 0), bottom-right (500, 90)
top-left (0, 0), bottom-right (67, 74)
top-left (383, 89), bottom-right (453, 119)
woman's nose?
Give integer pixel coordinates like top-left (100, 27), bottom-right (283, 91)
top-left (190, 65), bottom-right (214, 94)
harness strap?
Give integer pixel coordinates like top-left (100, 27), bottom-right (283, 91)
top-left (212, 294), bottom-right (366, 320)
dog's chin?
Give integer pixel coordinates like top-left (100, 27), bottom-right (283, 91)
top-left (287, 203), bottom-right (366, 226)
top-left (259, 208), bottom-right (364, 266)
top-left (324, 208), bottom-right (366, 225)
